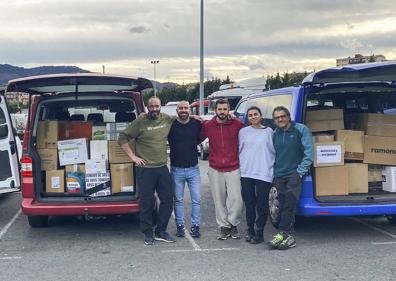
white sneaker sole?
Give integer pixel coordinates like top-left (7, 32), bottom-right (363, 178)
top-left (154, 237), bottom-right (176, 243)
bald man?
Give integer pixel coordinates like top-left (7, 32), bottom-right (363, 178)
top-left (168, 101), bottom-right (203, 238)
top-left (119, 97), bottom-right (176, 245)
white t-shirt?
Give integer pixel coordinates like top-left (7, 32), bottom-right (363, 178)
top-left (238, 126), bottom-right (275, 182)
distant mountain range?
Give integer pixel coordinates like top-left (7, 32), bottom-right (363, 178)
top-left (0, 64), bottom-right (178, 90)
top-left (0, 64), bottom-right (90, 86)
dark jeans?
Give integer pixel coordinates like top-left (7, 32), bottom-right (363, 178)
top-left (136, 166), bottom-right (173, 235)
top-left (241, 177), bottom-right (271, 230)
top-left (274, 173), bottom-right (303, 234)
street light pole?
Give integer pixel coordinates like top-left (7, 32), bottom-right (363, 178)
top-left (151, 60), bottom-right (159, 96)
top-left (199, 0), bottom-right (204, 115)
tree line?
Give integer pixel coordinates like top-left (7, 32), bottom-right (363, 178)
top-left (145, 72), bottom-right (310, 105)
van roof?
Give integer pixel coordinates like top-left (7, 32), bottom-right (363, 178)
top-left (303, 60), bottom-right (396, 85)
top-left (6, 73), bottom-right (153, 94)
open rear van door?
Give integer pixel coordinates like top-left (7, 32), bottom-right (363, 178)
top-left (0, 90), bottom-right (20, 194)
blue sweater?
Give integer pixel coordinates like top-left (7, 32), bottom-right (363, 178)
top-left (273, 122), bottom-right (314, 177)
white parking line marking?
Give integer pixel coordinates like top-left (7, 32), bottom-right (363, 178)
top-left (0, 256), bottom-right (22, 260)
top-left (0, 209), bottom-right (22, 241)
top-left (161, 247), bottom-right (240, 253)
top-left (371, 241), bottom-right (396, 245)
top-left (351, 218), bottom-right (396, 242)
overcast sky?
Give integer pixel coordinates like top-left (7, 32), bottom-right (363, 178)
top-left (1, 0), bottom-right (395, 83)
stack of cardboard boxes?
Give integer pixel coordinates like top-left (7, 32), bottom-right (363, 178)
top-left (307, 109), bottom-right (396, 196)
top-left (37, 119), bottom-right (135, 197)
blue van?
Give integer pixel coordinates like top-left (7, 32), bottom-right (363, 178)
top-left (234, 61), bottom-right (396, 226)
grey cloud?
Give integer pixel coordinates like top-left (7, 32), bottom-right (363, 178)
top-left (129, 26), bottom-right (150, 34)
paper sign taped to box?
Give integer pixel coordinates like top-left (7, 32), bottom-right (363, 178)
top-left (314, 142), bottom-right (344, 167)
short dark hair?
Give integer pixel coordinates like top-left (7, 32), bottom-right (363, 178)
top-left (246, 106), bottom-right (262, 116)
top-left (272, 106), bottom-right (291, 119)
top-left (215, 98), bottom-right (229, 109)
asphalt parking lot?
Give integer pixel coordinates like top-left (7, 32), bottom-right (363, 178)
top-left (1, 160), bottom-right (396, 281)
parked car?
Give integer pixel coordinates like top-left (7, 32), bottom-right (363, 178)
top-left (233, 61), bottom-right (396, 226)
top-left (2, 73), bottom-right (154, 227)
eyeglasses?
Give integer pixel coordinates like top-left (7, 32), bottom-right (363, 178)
top-left (274, 114), bottom-right (287, 120)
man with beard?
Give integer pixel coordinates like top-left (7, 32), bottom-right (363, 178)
top-left (168, 101), bottom-right (203, 238)
top-left (119, 96), bottom-right (176, 245)
top-left (200, 98), bottom-right (244, 240)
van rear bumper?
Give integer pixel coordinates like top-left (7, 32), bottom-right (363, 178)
top-left (298, 198), bottom-right (396, 217)
top-left (21, 198), bottom-right (140, 216)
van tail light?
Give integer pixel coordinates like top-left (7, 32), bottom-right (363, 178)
top-left (21, 156), bottom-right (33, 177)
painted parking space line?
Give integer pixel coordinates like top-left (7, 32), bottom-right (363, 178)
top-left (0, 256), bottom-right (22, 260)
top-left (0, 209), bottom-right (22, 241)
top-left (161, 247), bottom-right (240, 253)
top-left (351, 218), bottom-right (396, 245)
top-left (171, 212), bottom-right (201, 250)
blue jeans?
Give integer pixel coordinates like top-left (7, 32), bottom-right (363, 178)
top-left (171, 164), bottom-right (201, 226)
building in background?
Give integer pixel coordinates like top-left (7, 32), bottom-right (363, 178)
top-left (336, 54), bottom-right (386, 67)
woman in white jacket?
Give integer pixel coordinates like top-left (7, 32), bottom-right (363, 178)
top-left (239, 106), bottom-right (275, 244)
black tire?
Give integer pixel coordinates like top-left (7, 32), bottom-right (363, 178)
top-left (387, 215), bottom-right (396, 224)
top-left (269, 186), bottom-right (281, 228)
top-left (200, 145), bottom-right (208, 160)
top-left (27, 215), bottom-right (48, 228)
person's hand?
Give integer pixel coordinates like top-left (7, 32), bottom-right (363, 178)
top-left (139, 112), bottom-right (147, 118)
top-left (227, 113), bottom-right (236, 120)
top-left (131, 155), bottom-right (146, 166)
top-left (191, 115), bottom-right (203, 122)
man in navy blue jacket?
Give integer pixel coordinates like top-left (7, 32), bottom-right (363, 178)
top-left (268, 106), bottom-right (313, 250)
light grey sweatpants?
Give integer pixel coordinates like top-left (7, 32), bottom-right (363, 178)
top-left (208, 167), bottom-right (243, 228)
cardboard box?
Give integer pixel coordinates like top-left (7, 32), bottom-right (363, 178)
top-left (306, 109), bottom-right (344, 132)
top-left (59, 121), bottom-right (93, 141)
top-left (312, 134), bottom-right (334, 143)
top-left (46, 170), bottom-right (64, 193)
top-left (65, 164), bottom-right (85, 193)
top-left (85, 172), bottom-right (111, 197)
top-left (382, 167), bottom-right (396, 192)
top-left (108, 140), bottom-right (133, 163)
top-left (37, 148), bottom-right (58, 171)
top-left (110, 163), bottom-right (134, 193)
top-left (335, 130), bottom-right (364, 160)
top-left (315, 166), bottom-right (349, 196)
top-left (58, 138), bottom-right (89, 166)
top-left (314, 141), bottom-right (345, 167)
top-left (37, 121), bottom-right (59, 149)
top-left (346, 113), bottom-right (396, 137)
top-left (363, 136), bottom-right (396, 165)
top-left (90, 140), bottom-right (108, 161)
top-left (92, 126), bottom-right (106, 140)
top-left (346, 163), bottom-right (368, 194)
top-left (106, 123), bottom-right (131, 140)
top-left (85, 159), bottom-right (107, 174)
top-left (368, 164), bottom-right (383, 182)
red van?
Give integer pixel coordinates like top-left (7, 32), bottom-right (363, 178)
top-left (2, 73), bottom-right (152, 227)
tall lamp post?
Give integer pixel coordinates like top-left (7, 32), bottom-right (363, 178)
top-left (151, 60), bottom-right (159, 96)
top-left (199, 0), bottom-right (204, 115)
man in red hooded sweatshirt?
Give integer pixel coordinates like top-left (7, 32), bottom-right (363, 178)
top-left (201, 98), bottom-right (244, 240)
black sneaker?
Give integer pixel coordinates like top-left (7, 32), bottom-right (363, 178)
top-left (217, 227), bottom-right (231, 240)
top-left (190, 225), bottom-right (201, 238)
top-left (277, 234), bottom-right (296, 250)
top-left (176, 224), bottom-right (185, 237)
top-left (144, 233), bottom-right (155, 245)
top-left (154, 231), bottom-right (176, 243)
top-left (245, 227), bottom-right (255, 242)
top-left (230, 225), bottom-right (241, 239)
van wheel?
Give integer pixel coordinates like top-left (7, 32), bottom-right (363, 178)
top-left (200, 145), bottom-right (208, 160)
top-left (269, 186), bottom-right (280, 228)
top-left (27, 215), bottom-right (48, 227)
top-left (387, 216), bottom-right (396, 224)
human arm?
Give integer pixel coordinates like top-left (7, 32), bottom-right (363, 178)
top-left (296, 124), bottom-right (314, 176)
top-left (118, 120), bottom-right (146, 166)
top-left (120, 143), bottom-right (146, 166)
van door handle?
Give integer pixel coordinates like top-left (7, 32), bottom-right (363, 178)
top-left (9, 141), bottom-right (16, 154)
